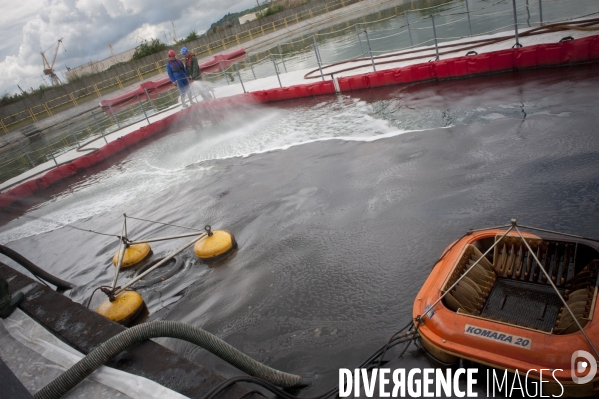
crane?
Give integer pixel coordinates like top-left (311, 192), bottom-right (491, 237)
top-left (171, 22), bottom-right (178, 43)
top-left (41, 38), bottom-right (63, 86)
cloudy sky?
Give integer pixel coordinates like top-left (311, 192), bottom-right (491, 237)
top-left (0, 0), bottom-right (259, 97)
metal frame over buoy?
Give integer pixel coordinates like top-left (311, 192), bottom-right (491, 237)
top-left (95, 214), bottom-right (237, 325)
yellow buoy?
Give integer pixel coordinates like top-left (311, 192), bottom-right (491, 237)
top-left (96, 290), bottom-right (145, 325)
top-left (112, 243), bottom-right (151, 268)
top-left (194, 230), bottom-right (236, 259)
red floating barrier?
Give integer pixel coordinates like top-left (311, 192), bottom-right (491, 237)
top-left (34, 177), bottom-right (50, 191)
top-left (70, 155), bottom-right (95, 171)
top-left (0, 194), bottom-right (14, 210)
top-left (6, 181), bottom-right (35, 201)
top-left (292, 85), bottom-right (312, 98)
top-left (489, 50), bottom-right (514, 73)
top-left (308, 81), bottom-right (335, 96)
top-left (538, 43), bottom-right (562, 67)
top-left (410, 64), bottom-right (434, 81)
top-left (467, 53), bottom-right (491, 75)
top-left (515, 46), bottom-right (539, 69)
top-left (562, 37), bottom-right (591, 64)
top-left (433, 59), bottom-right (453, 79)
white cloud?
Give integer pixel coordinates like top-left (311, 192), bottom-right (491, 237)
top-left (0, 0), bottom-right (256, 96)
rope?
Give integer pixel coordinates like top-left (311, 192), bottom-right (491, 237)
top-left (124, 215), bottom-right (205, 232)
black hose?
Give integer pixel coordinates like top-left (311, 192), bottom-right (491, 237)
top-left (34, 320), bottom-right (310, 399)
top-left (0, 244), bottom-right (74, 292)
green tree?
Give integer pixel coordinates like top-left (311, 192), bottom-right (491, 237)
top-left (131, 39), bottom-right (168, 61)
top-left (182, 30), bottom-right (199, 43)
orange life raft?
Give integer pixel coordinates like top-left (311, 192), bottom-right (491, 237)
top-left (413, 224), bottom-right (599, 397)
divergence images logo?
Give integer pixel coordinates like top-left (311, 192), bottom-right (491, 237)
top-left (571, 350), bottom-right (597, 385)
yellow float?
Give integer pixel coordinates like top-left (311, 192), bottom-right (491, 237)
top-left (96, 290), bottom-right (145, 326)
top-left (194, 230), bottom-right (236, 259)
top-left (112, 243), bottom-right (151, 268)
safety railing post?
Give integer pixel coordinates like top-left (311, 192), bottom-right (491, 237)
top-left (405, 12), bottom-right (414, 47)
top-left (92, 111), bottom-right (108, 144)
top-left (363, 29), bottom-right (376, 71)
top-left (107, 103), bottom-right (121, 128)
top-left (40, 133), bottom-right (59, 167)
top-left (313, 36), bottom-right (325, 81)
top-left (219, 61), bottom-right (230, 85)
top-left (271, 55), bottom-right (283, 88)
top-left (67, 119), bottom-right (81, 149)
top-left (539, 0), bottom-right (543, 25)
top-left (247, 59), bottom-right (257, 80)
top-left (137, 95), bottom-right (150, 125)
top-left (511, 0), bottom-right (521, 47)
top-left (278, 44), bottom-right (288, 73)
top-left (17, 139), bottom-right (34, 167)
top-left (234, 63), bottom-right (247, 93)
top-left (144, 88), bottom-right (156, 111)
top-left (431, 15), bottom-right (440, 61)
top-left (355, 24), bottom-right (365, 55)
top-left (465, 0), bottom-right (472, 36)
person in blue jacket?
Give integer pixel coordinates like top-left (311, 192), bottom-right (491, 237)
top-left (166, 49), bottom-right (194, 108)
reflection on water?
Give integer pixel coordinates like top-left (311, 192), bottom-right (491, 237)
top-left (1, 65), bottom-right (599, 397)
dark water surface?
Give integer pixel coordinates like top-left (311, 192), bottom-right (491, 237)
top-left (1, 64), bottom-right (599, 397)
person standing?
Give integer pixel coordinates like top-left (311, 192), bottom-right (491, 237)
top-left (181, 47), bottom-right (200, 80)
top-left (181, 47), bottom-right (213, 100)
top-left (166, 49), bottom-right (194, 108)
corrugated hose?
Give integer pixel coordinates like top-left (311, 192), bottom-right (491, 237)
top-left (34, 320), bottom-right (310, 399)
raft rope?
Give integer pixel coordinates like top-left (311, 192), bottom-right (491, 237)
top-left (512, 223), bottom-right (599, 362)
top-left (415, 219), bottom-right (599, 366)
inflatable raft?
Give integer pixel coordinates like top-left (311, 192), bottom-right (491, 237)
top-left (413, 222), bottom-right (599, 397)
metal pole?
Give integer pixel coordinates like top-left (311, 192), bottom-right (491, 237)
top-left (363, 29), bottom-right (376, 72)
top-left (40, 132), bottom-right (58, 167)
top-left (129, 231), bottom-right (212, 245)
top-left (405, 11), bottom-right (414, 47)
top-left (219, 61), bottom-right (229, 85)
top-left (355, 24), bottom-right (365, 55)
top-left (312, 36), bottom-right (325, 81)
top-left (137, 95), bottom-right (150, 125)
top-left (67, 119), bottom-right (80, 149)
top-left (115, 234), bottom-right (206, 295)
top-left (465, 0), bottom-right (472, 36)
top-left (271, 55), bottom-right (282, 88)
top-left (431, 15), bottom-right (440, 61)
top-left (278, 44), bottom-right (287, 73)
top-left (234, 63), bottom-right (247, 93)
top-left (539, 0), bottom-right (543, 25)
top-left (17, 139), bottom-right (34, 167)
top-left (247, 59), bottom-right (257, 80)
top-left (92, 111), bottom-right (108, 144)
top-left (107, 103), bottom-right (120, 128)
top-left (144, 88), bottom-right (156, 111)
top-left (313, 43), bottom-right (325, 81)
top-left (512, 0), bottom-right (521, 47)
top-left (111, 224), bottom-right (127, 290)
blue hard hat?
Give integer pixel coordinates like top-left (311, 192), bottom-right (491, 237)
top-left (181, 47), bottom-right (188, 55)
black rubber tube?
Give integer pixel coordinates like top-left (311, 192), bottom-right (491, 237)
top-left (34, 320), bottom-right (308, 399)
top-left (0, 245), bottom-right (74, 292)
